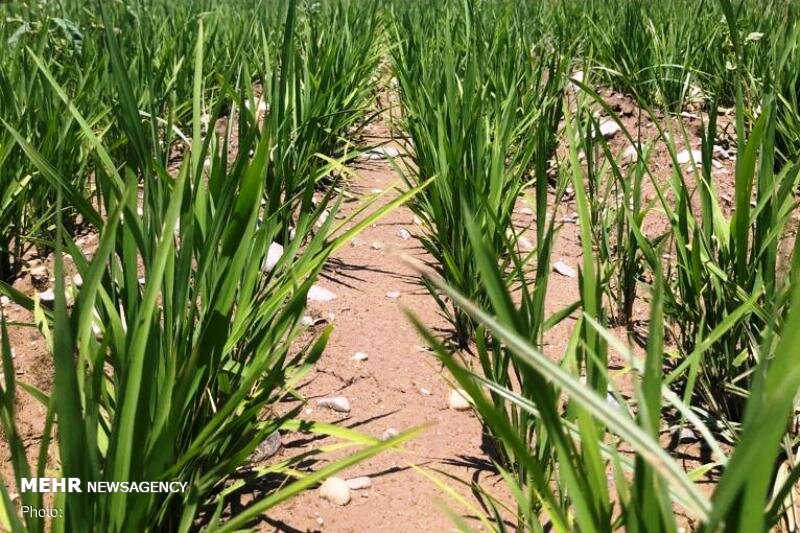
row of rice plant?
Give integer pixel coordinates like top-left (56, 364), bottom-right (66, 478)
top-left (390, 0), bottom-right (568, 348)
top-left (391, 0), bottom-right (800, 529)
top-left (0, 0), bottom-right (419, 530)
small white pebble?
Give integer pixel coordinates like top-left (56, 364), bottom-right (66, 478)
top-left (38, 290), bottom-right (55, 304)
top-left (352, 352), bottom-right (368, 362)
top-left (448, 388), bottom-right (471, 411)
top-left (307, 285), bottom-right (337, 302)
top-left (319, 477), bottom-right (351, 506)
top-left (370, 241), bottom-right (383, 250)
top-left (386, 290), bottom-right (401, 300)
top-left (263, 242), bottom-right (284, 272)
top-left (553, 261), bottom-right (577, 278)
top-left (517, 236), bottom-right (534, 253)
top-left (317, 396), bottom-right (351, 413)
top-left (396, 228), bottom-right (411, 240)
top-left (380, 428), bottom-right (400, 441)
top-left (345, 477), bottom-right (372, 490)
top-left (676, 150), bottom-right (702, 165)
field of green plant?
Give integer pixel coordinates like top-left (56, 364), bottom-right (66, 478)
top-left (0, 0), bottom-right (799, 530)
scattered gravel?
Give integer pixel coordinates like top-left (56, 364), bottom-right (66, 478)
top-left (553, 261), bottom-right (577, 278)
top-left (448, 388), bottom-right (471, 411)
top-left (263, 242), bottom-right (284, 272)
top-left (363, 146), bottom-right (400, 160)
top-left (606, 393), bottom-right (621, 409)
top-left (517, 236), bottom-right (534, 253)
top-left (674, 426), bottom-right (697, 443)
top-left (676, 149), bottom-right (702, 165)
top-left (38, 290), bottom-right (55, 305)
top-left (623, 145), bottom-right (639, 162)
top-left (596, 120), bottom-right (621, 139)
top-left (317, 396), bottom-right (351, 413)
top-left (319, 477), bottom-right (351, 506)
top-left (345, 476), bottom-right (373, 490)
top-left (252, 431), bottom-right (282, 462)
top-left (569, 70), bottom-right (584, 93)
top-left (380, 427), bottom-right (400, 441)
top-left (308, 285), bottom-right (337, 302)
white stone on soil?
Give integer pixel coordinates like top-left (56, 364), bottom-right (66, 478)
top-left (517, 236), bottom-right (534, 253)
top-left (386, 290), bottom-right (401, 300)
top-left (253, 431), bottom-right (282, 461)
top-left (317, 396), bottom-right (351, 413)
top-left (623, 145), bottom-right (639, 162)
top-left (569, 71), bottom-right (585, 93)
top-left (345, 476), bottom-right (373, 490)
top-left (380, 427), bottom-right (399, 441)
top-left (363, 146), bottom-right (400, 160)
top-left (307, 285), bottom-right (337, 302)
top-left (676, 150), bottom-right (702, 165)
top-left (263, 242), bottom-right (284, 272)
top-left (319, 477), bottom-right (351, 506)
top-left (553, 261), bottom-right (577, 279)
top-left (30, 264), bottom-right (47, 280)
top-left (38, 290), bottom-right (55, 304)
top-left (370, 240), bottom-right (383, 250)
top-left (448, 388), bottom-right (472, 411)
top-left (315, 209), bottom-right (330, 229)
top-left (606, 393), bottom-right (621, 409)
top-left (396, 228), bottom-right (411, 240)
top-left (674, 426), bottom-right (697, 443)
top-left (352, 352), bottom-right (368, 362)
top-left (596, 120), bottom-right (621, 139)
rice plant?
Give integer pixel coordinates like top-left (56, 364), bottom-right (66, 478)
top-left (390, 0), bottom-right (567, 347)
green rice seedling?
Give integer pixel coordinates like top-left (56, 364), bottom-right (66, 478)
top-left (0, 3), bottom-right (422, 529)
top-left (390, 0), bottom-right (567, 347)
top-left (611, 3), bottom-right (800, 427)
top-left (250, 0), bottom-right (381, 240)
top-left (410, 233), bottom-right (800, 530)
top-left (0, 10), bottom-right (99, 280)
top-left (565, 0), bottom-right (800, 427)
